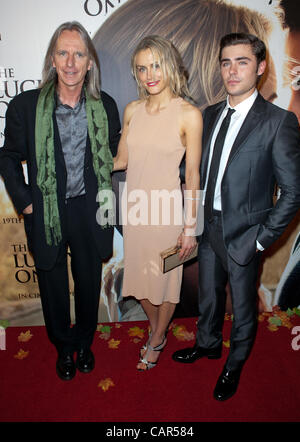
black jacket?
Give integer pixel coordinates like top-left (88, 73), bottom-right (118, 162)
top-left (0, 88), bottom-right (121, 270)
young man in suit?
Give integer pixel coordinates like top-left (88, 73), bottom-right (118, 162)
top-left (173, 33), bottom-right (300, 400)
top-left (0, 22), bottom-right (120, 380)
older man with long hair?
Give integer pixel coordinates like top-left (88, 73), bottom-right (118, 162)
top-left (0, 22), bottom-right (121, 380)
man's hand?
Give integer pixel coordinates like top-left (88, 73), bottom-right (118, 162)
top-left (23, 204), bottom-right (33, 215)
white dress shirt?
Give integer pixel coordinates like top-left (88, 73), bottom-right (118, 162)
top-left (204, 89), bottom-right (264, 251)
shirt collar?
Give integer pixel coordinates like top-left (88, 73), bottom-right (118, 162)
top-left (55, 87), bottom-right (86, 109)
top-left (225, 89), bottom-right (258, 117)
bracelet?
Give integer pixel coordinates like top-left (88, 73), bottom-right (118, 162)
top-left (184, 197), bottom-right (201, 200)
top-left (182, 229), bottom-right (196, 236)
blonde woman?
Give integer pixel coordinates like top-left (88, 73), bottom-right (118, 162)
top-left (94, 0), bottom-right (276, 117)
top-left (113, 35), bottom-right (202, 370)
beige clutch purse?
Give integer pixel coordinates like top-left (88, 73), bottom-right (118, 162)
top-left (160, 244), bottom-right (198, 273)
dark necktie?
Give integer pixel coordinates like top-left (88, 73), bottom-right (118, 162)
top-left (204, 107), bottom-right (235, 221)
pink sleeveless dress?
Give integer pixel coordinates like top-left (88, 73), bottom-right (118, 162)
top-left (122, 97), bottom-right (186, 305)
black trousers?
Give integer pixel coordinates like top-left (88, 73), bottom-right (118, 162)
top-left (36, 195), bottom-right (102, 355)
top-left (197, 212), bottom-right (261, 370)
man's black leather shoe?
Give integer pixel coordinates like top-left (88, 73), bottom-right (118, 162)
top-left (172, 344), bottom-right (222, 363)
top-left (213, 367), bottom-right (241, 401)
top-left (56, 353), bottom-right (76, 381)
top-left (76, 348), bottom-right (95, 373)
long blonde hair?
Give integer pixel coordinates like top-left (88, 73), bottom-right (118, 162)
top-left (131, 35), bottom-right (190, 100)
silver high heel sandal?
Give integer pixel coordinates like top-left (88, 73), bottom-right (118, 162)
top-left (138, 337), bottom-right (167, 371)
top-left (139, 331), bottom-right (152, 360)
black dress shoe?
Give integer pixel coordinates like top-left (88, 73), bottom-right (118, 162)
top-left (172, 344), bottom-right (222, 363)
top-left (213, 367), bottom-right (241, 401)
top-left (76, 348), bottom-right (95, 373)
top-left (56, 353), bottom-right (76, 381)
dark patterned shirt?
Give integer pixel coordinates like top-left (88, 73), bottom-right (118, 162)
top-left (55, 91), bottom-right (87, 199)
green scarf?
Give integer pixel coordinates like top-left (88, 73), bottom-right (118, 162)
top-left (35, 80), bottom-right (114, 246)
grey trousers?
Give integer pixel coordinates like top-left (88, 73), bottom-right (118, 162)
top-left (196, 211), bottom-right (261, 370)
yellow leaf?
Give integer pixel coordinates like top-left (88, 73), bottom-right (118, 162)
top-left (173, 325), bottom-right (195, 341)
top-left (98, 378), bottom-right (114, 392)
top-left (14, 349), bottom-right (29, 359)
top-left (18, 330), bottom-right (33, 342)
top-left (99, 332), bottom-right (110, 341)
top-left (115, 323), bottom-right (122, 329)
top-left (128, 326), bottom-right (144, 339)
top-left (108, 338), bottom-right (120, 349)
top-left (262, 312), bottom-right (271, 317)
top-left (223, 340), bottom-right (230, 348)
top-left (268, 324), bottom-right (278, 332)
top-left (133, 338), bottom-right (141, 344)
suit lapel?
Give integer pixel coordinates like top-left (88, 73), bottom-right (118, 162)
top-left (227, 93), bottom-right (266, 165)
top-left (200, 101), bottom-right (226, 186)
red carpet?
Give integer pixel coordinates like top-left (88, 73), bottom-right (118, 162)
top-left (0, 309), bottom-right (300, 423)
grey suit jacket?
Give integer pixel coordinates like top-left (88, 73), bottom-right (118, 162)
top-left (200, 93), bottom-right (300, 265)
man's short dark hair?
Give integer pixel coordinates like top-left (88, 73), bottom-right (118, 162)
top-left (219, 33), bottom-right (266, 66)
